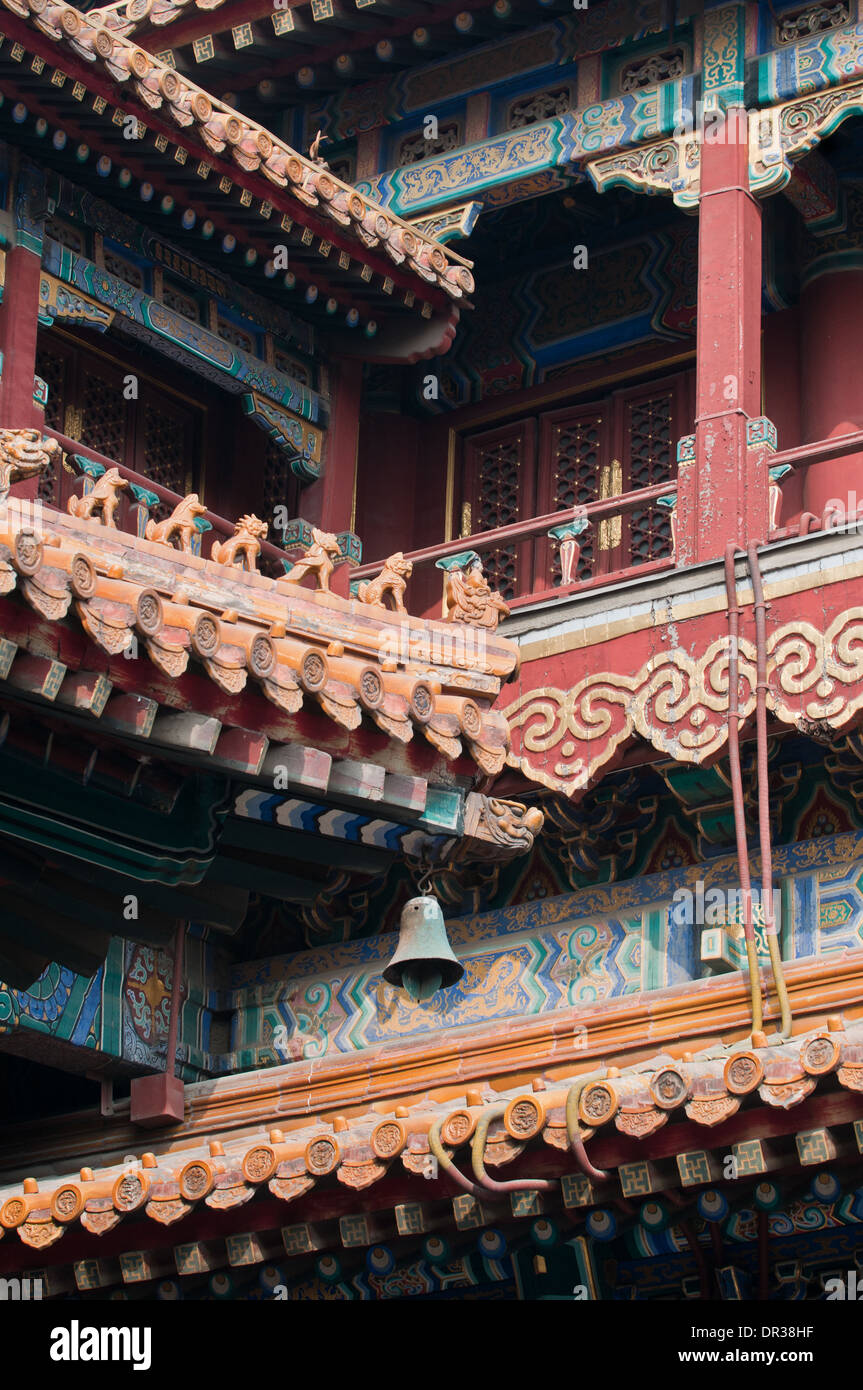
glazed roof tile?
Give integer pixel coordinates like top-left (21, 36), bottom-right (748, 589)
top-left (0, 0), bottom-right (475, 305)
top-left (0, 1023), bottom-right (860, 1253)
top-left (0, 437), bottom-right (515, 775)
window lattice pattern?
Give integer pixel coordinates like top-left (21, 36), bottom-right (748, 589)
top-left (551, 415), bottom-right (602, 583)
top-left (475, 435), bottom-right (521, 600)
top-left (161, 280), bottom-right (199, 322)
top-left (103, 250), bottom-right (144, 289)
top-left (141, 404), bottom-right (188, 499)
top-left (397, 123), bottom-right (461, 167)
top-left (619, 47), bottom-right (686, 91)
top-left (262, 438), bottom-right (301, 575)
top-left (35, 348), bottom-right (65, 433)
top-left (217, 317), bottom-right (256, 354)
top-left (776, 2), bottom-right (850, 44)
top-left (35, 349), bottom-right (67, 504)
top-left (507, 86), bottom-right (572, 129)
top-left (627, 395), bottom-right (673, 562)
top-left (79, 369), bottom-right (126, 462)
top-left (263, 436), bottom-right (289, 523)
top-left (45, 216), bottom-right (86, 253)
top-left (274, 349), bottom-right (311, 385)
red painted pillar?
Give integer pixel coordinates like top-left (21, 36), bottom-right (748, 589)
top-left (0, 244), bottom-right (42, 433)
top-left (800, 269), bottom-right (863, 516)
top-left (303, 355), bottom-right (362, 598)
top-left (676, 134), bottom-right (767, 565)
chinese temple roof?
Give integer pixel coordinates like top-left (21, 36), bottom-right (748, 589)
top-left (0, 1016), bottom-right (859, 1258)
top-left (0, 430), bottom-right (536, 979)
top-left (0, 431), bottom-right (514, 770)
top-left (0, 0), bottom-right (475, 350)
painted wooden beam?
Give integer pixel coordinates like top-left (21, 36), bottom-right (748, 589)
top-left (381, 771), bottom-right (427, 817)
top-left (261, 742), bottom-right (332, 794)
top-left (73, 1257), bottom-right (120, 1291)
top-left (328, 757), bottom-right (386, 802)
top-left (225, 1231), bottom-right (270, 1266)
top-left (173, 1241), bottom-right (223, 1276)
top-left (213, 726), bottom-right (269, 775)
top-left (204, 853), bottom-right (321, 904)
top-left (281, 1222), bottom-right (331, 1257)
top-left (151, 710), bottom-right (222, 754)
top-left (119, 1251), bottom-right (176, 1284)
top-left (222, 814), bottom-right (394, 872)
top-left (4, 654), bottom-right (66, 701)
top-left (101, 692), bottom-right (158, 739)
top-left (54, 669), bottom-right (113, 718)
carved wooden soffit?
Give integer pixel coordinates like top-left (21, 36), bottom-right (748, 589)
top-left (1, 1021), bottom-right (859, 1253)
top-left (460, 793), bottom-right (545, 861)
top-left (587, 135), bottom-right (701, 210)
top-left (0, 0), bottom-right (474, 303)
top-left (750, 80), bottom-right (863, 199)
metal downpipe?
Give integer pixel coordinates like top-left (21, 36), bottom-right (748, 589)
top-left (470, 1106), bottom-right (555, 1194)
top-left (723, 544), bottom-right (764, 1034)
top-left (565, 1071), bottom-right (611, 1181)
top-left (746, 542), bottom-right (793, 1040)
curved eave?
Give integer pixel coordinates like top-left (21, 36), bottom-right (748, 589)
top-left (0, 0), bottom-right (475, 342)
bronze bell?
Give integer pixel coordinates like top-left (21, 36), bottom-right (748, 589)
top-left (383, 895), bottom-right (464, 1002)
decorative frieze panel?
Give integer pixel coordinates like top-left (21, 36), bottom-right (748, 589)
top-left (776, 2), bottom-right (852, 45)
top-left (750, 80), bottom-right (863, 198)
top-left (397, 122), bottom-right (461, 167)
top-left (504, 613), bottom-right (863, 797)
top-left (618, 48), bottom-right (687, 93)
top-left (223, 826), bottom-right (863, 1069)
top-left (40, 241), bottom-right (326, 432)
top-left (588, 135), bottom-right (701, 209)
top-left (507, 86), bottom-right (573, 129)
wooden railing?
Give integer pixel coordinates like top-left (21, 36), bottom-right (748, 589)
top-left (352, 479), bottom-right (678, 605)
top-left (41, 429), bottom-right (295, 575)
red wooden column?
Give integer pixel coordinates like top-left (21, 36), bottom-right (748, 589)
top-left (800, 268), bottom-right (863, 515)
top-left (676, 133), bottom-right (768, 565)
top-left (303, 355), bottom-right (362, 598)
top-left (0, 243), bottom-right (42, 433)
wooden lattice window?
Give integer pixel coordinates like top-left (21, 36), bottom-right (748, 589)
top-left (458, 371), bottom-right (691, 601)
top-left (262, 436), bottom-right (302, 555)
top-left (539, 409), bottom-right (605, 585)
top-left (625, 393), bottom-right (674, 563)
top-left (135, 391), bottom-right (197, 503)
top-left (34, 347), bottom-right (67, 505)
top-left (463, 421), bottom-right (535, 601)
top-left (34, 331), bottom-right (204, 516)
top-left (36, 348), bottom-right (66, 433)
top-left (78, 362), bottom-right (130, 462)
